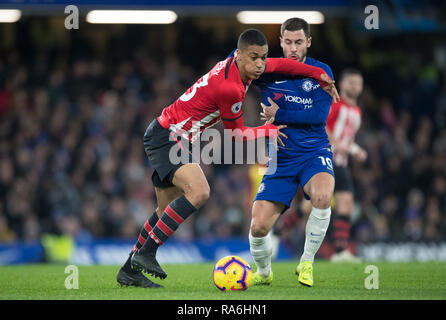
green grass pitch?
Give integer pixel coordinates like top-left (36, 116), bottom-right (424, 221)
top-left (1, 261), bottom-right (445, 300)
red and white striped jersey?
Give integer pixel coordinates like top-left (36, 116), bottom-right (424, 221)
top-left (157, 56), bottom-right (248, 143)
top-left (326, 98), bottom-right (362, 167)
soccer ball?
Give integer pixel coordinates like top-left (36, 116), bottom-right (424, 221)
top-left (213, 255), bottom-right (252, 291)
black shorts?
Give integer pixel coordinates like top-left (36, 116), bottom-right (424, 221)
top-left (333, 164), bottom-right (354, 193)
top-left (143, 119), bottom-right (192, 188)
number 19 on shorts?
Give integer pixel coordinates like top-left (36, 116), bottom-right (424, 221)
top-left (318, 156), bottom-right (333, 170)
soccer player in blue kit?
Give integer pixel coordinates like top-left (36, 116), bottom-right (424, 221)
top-left (249, 18), bottom-right (337, 287)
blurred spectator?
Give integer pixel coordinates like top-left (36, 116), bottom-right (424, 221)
top-left (372, 214), bottom-right (391, 242)
top-left (0, 210), bottom-right (16, 243)
top-left (404, 189), bottom-right (425, 241)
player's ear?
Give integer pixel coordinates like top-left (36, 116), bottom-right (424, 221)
top-left (279, 37), bottom-right (284, 49)
top-left (235, 49), bottom-right (242, 61)
top-left (307, 36), bottom-right (312, 48)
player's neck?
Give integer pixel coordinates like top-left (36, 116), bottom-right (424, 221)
top-left (341, 93), bottom-right (357, 106)
top-left (234, 59), bottom-right (249, 85)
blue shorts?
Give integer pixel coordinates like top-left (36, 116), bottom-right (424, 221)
top-left (254, 146), bottom-right (334, 210)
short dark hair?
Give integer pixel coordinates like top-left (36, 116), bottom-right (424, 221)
top-left (339, 68), bottom-right (363, 82)
top-left (237, 29), bottom-right (268, 50)
top-left (280, 17), bottom-right (310, 38)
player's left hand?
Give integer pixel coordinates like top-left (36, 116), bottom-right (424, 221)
top-left (260, 97), bottom-right (279, 122)
top-left (265, 117), bottom-right (287, 150)
top-left (320, 73), bottom-right (334, 85)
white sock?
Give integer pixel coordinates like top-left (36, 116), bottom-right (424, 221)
top-left (249, 231), bottom-right (272, 277)
top-left (300, 206), bottom-right (331, 263)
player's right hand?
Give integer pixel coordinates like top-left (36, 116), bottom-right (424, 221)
top-left (333, 142), bottom-right (350, 154)
top-left (354, 147), bottom-right (368, 163)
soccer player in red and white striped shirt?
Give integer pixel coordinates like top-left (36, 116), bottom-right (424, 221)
top-left (116, 29), bottom-right (339, 288)
top-left (325, 68), bottom-right (367, 262)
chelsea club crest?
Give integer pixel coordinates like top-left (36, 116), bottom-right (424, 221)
top-left (302, 80), bottom-right (313, 92)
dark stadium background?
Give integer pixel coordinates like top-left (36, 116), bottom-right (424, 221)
top-left (0, 0), bottom-right (445, 264)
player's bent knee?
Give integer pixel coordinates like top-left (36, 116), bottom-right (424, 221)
top-left (186, 185), bottom-right (210, 209)
top-left (250, 221), bottom-right (270, 238)
top-left (250, 226), bottom-right (269, 238)
top-left (198, 188), bottom-right (211, 206)
top-left (311, 191), bottom-right (332, 209)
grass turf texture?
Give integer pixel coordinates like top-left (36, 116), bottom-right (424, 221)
top-left (1, 261), bottom-right (445, 300)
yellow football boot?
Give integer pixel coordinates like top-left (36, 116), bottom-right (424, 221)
top-left (296, 261), bottom-right (313, 287)
top-left (252, 271), bottom-right (273, 285)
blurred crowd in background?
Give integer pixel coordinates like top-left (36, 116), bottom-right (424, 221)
top-left (0, 17), bottom-right (445, 254)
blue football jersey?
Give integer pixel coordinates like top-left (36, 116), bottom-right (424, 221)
top-left (254, 57), bottom-right (334, 157)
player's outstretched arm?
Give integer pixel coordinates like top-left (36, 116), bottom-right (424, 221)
top-left (222, 115), bottom-right (287, 149)
top-left (264, 58), bottom-right (340, 103)
top-left (264, 58), bottom-right (332, 85)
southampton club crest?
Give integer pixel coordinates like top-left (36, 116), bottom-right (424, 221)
top-left (302, 80), bottom-right (313, 92)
